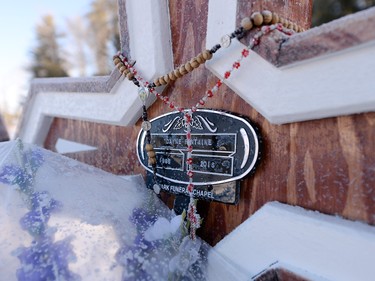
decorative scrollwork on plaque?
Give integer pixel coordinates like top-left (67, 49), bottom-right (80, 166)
top-left (162, 115), bottom-right (217, 132)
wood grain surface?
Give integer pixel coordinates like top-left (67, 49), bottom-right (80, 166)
top-left (44, 0), bottom-right (374, 246)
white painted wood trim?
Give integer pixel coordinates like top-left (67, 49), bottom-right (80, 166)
top-left (18, 0), bottom-right (173, 145)
top-left (208, 202), bottom-right (375, 281)
top-left (206, 1), bottom-right (375, 124)
top-left (206, 0), bottom-right (237, 47)
top-left (18, 1), bottom-right (375, 146)
top-left (126, 0), bottom-right (173, 80)
top-left (55, 138), bottom-right (97, 154)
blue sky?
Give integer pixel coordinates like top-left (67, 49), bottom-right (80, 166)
top-left (0, 1), bottom-right (92, 113)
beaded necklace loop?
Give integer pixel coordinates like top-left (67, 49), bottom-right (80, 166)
top-left (113, 10), bottom-right (304, 86)
top-left (114, 11), bottom-right (303, 239)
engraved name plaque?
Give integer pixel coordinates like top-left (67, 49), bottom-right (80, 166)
top-left (136, 109), bottom-right (260, 204)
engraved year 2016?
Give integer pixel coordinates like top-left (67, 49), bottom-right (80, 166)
top-left (199, 160), bottom-right (216, 169)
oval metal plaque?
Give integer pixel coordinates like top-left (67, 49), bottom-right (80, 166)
top-left (136, 109), bottom-right (260, 187)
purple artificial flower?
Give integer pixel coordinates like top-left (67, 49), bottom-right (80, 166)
top-left (129, 208), bottom-right (158, 233)
top-left (0, 165), bottom-right (18, 184)
top-left (23, 148), bottom-right (44, 174)
top-left (122, 268), bottom-right (153, 281)
top-left (115, 208), bottom-right (170, 281)
top-left (16, 236), bottom-right (79, 281)
top-left (30, 191), bottom-right (62, 216)
top-left (0, 147), bottom-right (44, 189)
top-left (19, 210), bottom-right (45, 235)
top-left (0, 165), bottom-right (33, 189)
top-left (3, 144), bottom-right (78, 280)
top-left (20, 191), bottom-right (63, 235)
top-left (133, 233), bottom-right (160, 251)
top-left (116, 234), bottom-right (159, 266)
top-left (116, 244), bottom-right (153, 281)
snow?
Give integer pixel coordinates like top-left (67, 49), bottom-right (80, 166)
top-left (209, 201), bottom-right (375, 281)
top-left (0, 140), bottom-right (248, 280)
top-left (144, 215), bottom-right (182, 241)
top-left (0, 140), bottom-right (145, 280)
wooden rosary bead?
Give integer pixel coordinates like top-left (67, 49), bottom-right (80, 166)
top-left (145, 144), bottom-right (154, 151)
top-left (159, 76), bottom-right (166, 85)
top-left (190, 58), bottom-right (200, 69)
top-left (124, 68), bottom-right (130, 75)
top-left (119, 66), bottom-right (126, 73)
top-left (286, 21), bottom-right (292, 29)
top-left (115, 62), bottom-right (123, 70)
top-left (127, 72), bottom-right (134, 80)
top-left (240, 17), bottom-right (253, 31)
top-left (163, 74), bottom-right (170, 83)
top-left (196, 53), bottom-right (205, 64)
top-left (113, 57), bottom-right (121, 65)
top-left (280, 17), bottom-right (287, 26)
top-left (179, 65), bottom-right (188, 75)
top-left (174, 68), bottom-right (183, 78)
top-left (185, 62), bottom-right (193, 72)
top-left (147, 151), bottom-right (156, 158)
top-left (168, 71), bottom-right (177, 81)
top-left (202, 50), bottom-right (212, 60)
top-left (271, 12), bottom-right (279, 24)
top-left (262, 10), bottom-right (273, 24)
top-left (251, 12), bottom-right (263, 26)
top-left (154, 78), bottom-right (161, 86)
top-left (148, 158), bottom-right (156, 165)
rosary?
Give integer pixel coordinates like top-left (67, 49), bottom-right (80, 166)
top-left (113, 11), bottom-right (304, 239)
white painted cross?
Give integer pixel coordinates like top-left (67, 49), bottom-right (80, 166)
top-left (18, 0), bottom-right (375, 146)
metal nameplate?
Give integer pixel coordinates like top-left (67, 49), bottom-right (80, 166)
top-left (136, 109), bottom-right (260, 204)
